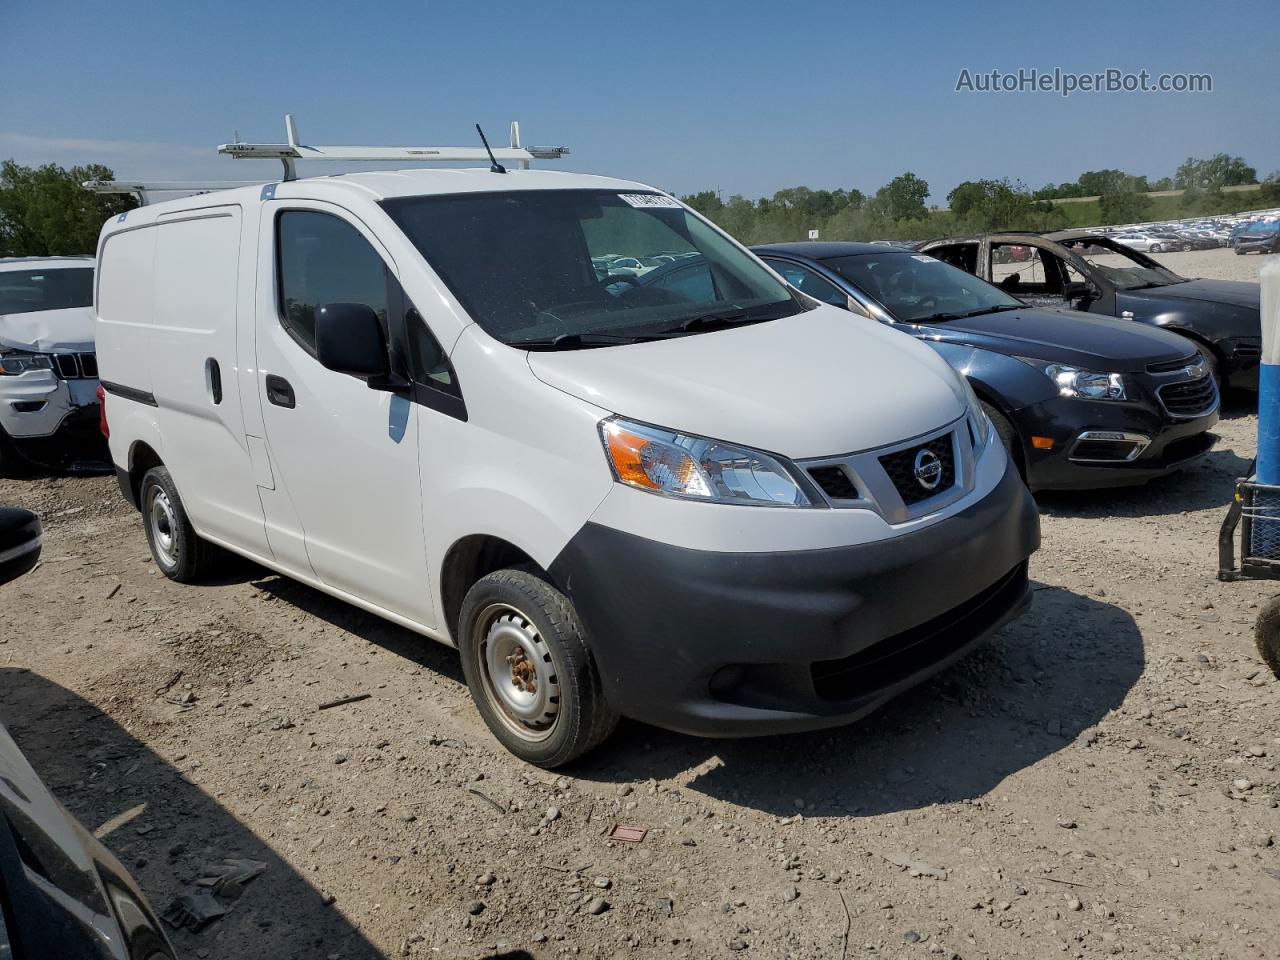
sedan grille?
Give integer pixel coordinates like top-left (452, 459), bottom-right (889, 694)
top-left (1158, 376), bottom-right (1217, 418)
top-left (878, 433), bottom-right (955, 506)
top-left (1146, 354), bottom-right (1199, 375)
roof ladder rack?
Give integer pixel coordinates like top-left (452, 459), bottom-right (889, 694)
top-left (217, 114), bottom-right (569, 180)
top-left (82, 180), bottom-right (263, 205)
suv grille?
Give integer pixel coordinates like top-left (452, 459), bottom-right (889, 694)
top-left (1159, 376), bottom-right (1217, 417)
top-left (878, 433), bottom-right (955, 506)
top-left (1147, 354), bottom-right (1198, 374)
top-left (52, 353), bottom-right (98, 380)
top-left (808, 465), bottom-right (858, 500)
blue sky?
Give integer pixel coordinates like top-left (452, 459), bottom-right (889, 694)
top-left (5, 0), bottom-right (1278, 203)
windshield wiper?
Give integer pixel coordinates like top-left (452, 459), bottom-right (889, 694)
top-left (512, 332), bottom-right (653, 350)
top-left (671, 310), bottom-right (749, 333)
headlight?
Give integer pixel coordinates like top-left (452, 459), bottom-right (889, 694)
top-left (1018, 358), bottom-right (1126, 401)
top-left (956, 374), bottom-right (993, 453)
top-left (600, 417), bottom-right (812, 507)
top-left (0, 351), bottom-right (54, 376)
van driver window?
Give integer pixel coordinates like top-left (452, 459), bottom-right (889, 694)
top-left (277, 211), bottom-right (390, 355)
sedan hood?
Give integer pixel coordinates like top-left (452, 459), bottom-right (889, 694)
top-left (1155, 278), bottom-right (1260, 310)
top-left (932, 307), bottom-right (1192, 371)
top-left (527, 306), bottom-right (966, 459)
top-left (0, 306), bottom-right (96, 353)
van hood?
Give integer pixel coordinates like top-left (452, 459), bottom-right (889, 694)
top-left (0, 306), bottom-right (96, 353)
top-left (526, 306), bottom-right (966, 460)
top-left (928, 307), bottom-right (1192, 372)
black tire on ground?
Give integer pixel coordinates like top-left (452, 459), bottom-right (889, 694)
top-left (139, 465), bottom-right (221, 582)
top-left (1255, 595), bottom-right (1280, 678)
top-left (1150, 244), bottom-right (1162, 254)
top-left (981, 400), bottom-right (1025, 483)
top-left (458, 567), bottom-right (618, 768)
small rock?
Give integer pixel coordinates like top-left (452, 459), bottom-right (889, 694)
top-left (617, 784), bottom-right (633, 797)
top-left (904, 930), bottom-right (922, 943)
top-left (1057, 819), bottom-right (1077, 829)
top-left (593, 876), bottom-right (611, 889)
top-left (467, 900), bottom-right (485, 916)
top-left (727, 939), bottom-right (748, 952)
top-left (1233, 778), bottom-right (1254, 792)
top-left (782, 886), bottom-right (799, 903)
top-left (545, 806), bottom-right (561, 822)
top-left (400, 812), bottom-right (417, 823)
top-left (333, 752), bottom-right (349, 765)
top-left (1247, 745), bottom-right (1267, 758)
top-left (1067, 898), bottom-right (1083, 912)
top-left (477, 872), bottom-right (496, 886)
top-left (532, 932), bottom-right (548, 943)
top-left (585, 896), bottom-right (608, 915)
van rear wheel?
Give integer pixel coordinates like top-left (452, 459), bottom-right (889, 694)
top-left (140, 466), bottom-right (220, 582)
top-left (458, 568), bottom-right (617, 768)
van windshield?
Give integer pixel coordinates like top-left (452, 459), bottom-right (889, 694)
top-left (0, 268), bottom-right (94, 315)
top-left (383, 190), bottom-right (802, 348)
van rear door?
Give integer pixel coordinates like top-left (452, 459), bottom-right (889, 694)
top-left (148, 207), bottom-right (269, 555)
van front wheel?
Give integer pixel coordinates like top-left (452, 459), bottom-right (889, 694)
top-left (140, 466), bottom-right (220, 583)
top-left (458, 568), bottom-right (617, 768)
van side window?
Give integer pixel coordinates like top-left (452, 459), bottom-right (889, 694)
top-left (406, 308), bottom-right (461, 398)
top-left (277, 211), bottom-right (390, 355)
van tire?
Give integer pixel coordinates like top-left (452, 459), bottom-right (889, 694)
top-left (458, 567), bottom-right (617, 768)
top-left (139, 466), bottom-right (220, 583)
top-left (981, 401), bottom-right (1024, 481)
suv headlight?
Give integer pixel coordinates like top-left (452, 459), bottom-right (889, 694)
top-left (600, 417), bottom-right (812, 507)
top-left (0, 350), bottom-right (54, 376)
top-left (1018, 358), bottom-right (1126, 401)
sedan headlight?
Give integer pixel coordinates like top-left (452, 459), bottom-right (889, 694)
top-left (1018, 358), bottom-right (1126, 401)
top-left (600, 417), bottom-right (812, 507)
top-left (0, 350), bottom-right (54, 376)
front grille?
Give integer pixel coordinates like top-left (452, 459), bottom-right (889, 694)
top-left (878, 433), bottom-right (955, 506)
top-left (1147, 354), bottom-right (1198, 374)
top-left (1071, 439), bottom-right (1142, 462)
top-left (808, 465), bottom-right (858, 500)
top-left (810, 562), bottom-right (1028, 701)
top-left (1159, 376), bottom-right (1218, 417)
top-left (51, 353), bottom-right (97, 380)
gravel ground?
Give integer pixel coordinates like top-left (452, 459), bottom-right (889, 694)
top-left (1, 248), bottom-right (1277, 960)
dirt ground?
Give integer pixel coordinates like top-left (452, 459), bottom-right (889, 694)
top-left (2, 248), bottom-right (1278, 960)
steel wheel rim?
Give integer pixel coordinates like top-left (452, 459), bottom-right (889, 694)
top-left (147, 488), bottom-right (177, 567)
top-left (474, 602), bottom-right (560, 743)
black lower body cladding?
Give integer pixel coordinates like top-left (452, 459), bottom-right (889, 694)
top-left (548, 462), bottom-right (1040, 737)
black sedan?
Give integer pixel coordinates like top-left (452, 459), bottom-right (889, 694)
top-left (915, 231), bottom-right (1261, 392)
top-left (753, 242), bottom-right (1220, 492)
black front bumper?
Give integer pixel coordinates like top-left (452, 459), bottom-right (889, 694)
top-left (1017, 393), bottom-right (1218, 491)
top-left (7, 404), bottom-right (108, 469)
top-left (548, 462), bottom-right (1040, 737)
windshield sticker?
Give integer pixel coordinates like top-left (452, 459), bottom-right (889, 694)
top-left (619, 193), bottom-right (682, 209)
top-left (912, 255), bottom-right (937, 262)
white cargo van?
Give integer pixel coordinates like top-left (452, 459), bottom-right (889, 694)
top-left (94, 130), bottom-right (1039, 766)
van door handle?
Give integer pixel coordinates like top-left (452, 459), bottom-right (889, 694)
top-left (206, 358), bottom-right (223, 405)
top-left (265, 374), bottom-right (295, 409)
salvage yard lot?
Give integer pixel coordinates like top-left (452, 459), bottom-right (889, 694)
top-left (2, 249), bottom-right (1278, 960)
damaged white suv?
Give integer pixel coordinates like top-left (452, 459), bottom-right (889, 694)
top-left (0, 257), bottom-right (106, 471)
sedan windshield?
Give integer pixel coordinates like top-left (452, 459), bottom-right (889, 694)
top-left (822, 251), bottom-right (1022, 322)
top-left (383, 190), bottom-right (802, 348)
top-left (0, 268), bottom-right (93, 315)
top-left (1063, 239), bottom-right (1185, 290)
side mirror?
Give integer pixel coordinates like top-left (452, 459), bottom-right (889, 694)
top-left (315, 303), bottom-right (390, 379)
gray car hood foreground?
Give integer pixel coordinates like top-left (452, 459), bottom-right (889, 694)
top-left (0, 306), bottom-right (96, 353)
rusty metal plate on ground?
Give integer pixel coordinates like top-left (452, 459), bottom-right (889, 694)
top-left (608, 824), bottom-right (647, 843)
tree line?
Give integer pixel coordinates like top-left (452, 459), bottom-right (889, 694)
top-left (0, 153), bottom-right (1276, 256)
top-left (681, 153), bottom-right (1278, 245)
